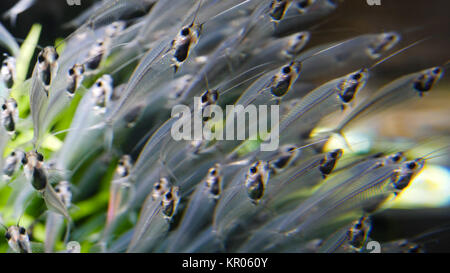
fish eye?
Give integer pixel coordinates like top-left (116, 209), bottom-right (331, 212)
top-left (433, 67), bottom-right (442, 74)
top-left (55, 188), bottom-right (60, 193)
top-left (38, 54), bottom-right (45, 63)
top-left (392, 154), bottom-right (401, 162)
top-left (282, 66), bottom-right (291, 74)
top-left (201, 92), bottom-right (208, 103)
top-left (165, 192), bottom-right (173, 199)
top-left (5, 232), bottom-right (11, 240)
top-left (54, 52), bottom-right (59, 60)
top-left (181, 28), bottom-right (190, 36)
top-left (407, 161), bottom-right (417, 169)
top-left (297, 0), bottom-right (312, 8)
top-left (210, 168), bottom-right (217, 175)
top-left (37, 153), bottom-right (44, 161)
top-left (352, 73), bottom-right (362, 80)
top-left (68, 68), bottom-right (75, 76)
top-left (10, 151), bottom-right (15, 156)
top-left (1, 104), bottom-right (6, 110)
top-left (21, 156), bottom-right (28, 165)
top-left (330, 149), bottom-right (342, 159)
top-left (19, 227), bottom-right (26, 235)
top-left (96, 81), bottom-right (103, 87)
top-left (250, 165), bottom-right (258, 174)
top-left (154, 184), bottom-right (161, 190)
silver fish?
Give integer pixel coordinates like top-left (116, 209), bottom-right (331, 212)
top-left (1, 98), bottom-right (18, 134)
top-left (4, 225), bottom-right (32, 253)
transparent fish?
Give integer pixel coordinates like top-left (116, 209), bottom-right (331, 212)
top-left (2, 149), bottom-right (24, 179)
top-left (22, 151), bottom-right (71, 220)
top-left (296, 32), bottom-right (400, 83)
top-left (65, 63), bottom-right (85, 97)
top-left (127, 182), bottom-right (175, 252)
top-left (1, 98), bottom-right (18, 134)
top-left (334, 66), bottom-right (444, 135)
top-left (1, 54), bottom-right (16, 89)
top-left (4, 225), bottom-right (32, 253)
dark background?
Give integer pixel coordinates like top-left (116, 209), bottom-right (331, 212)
top-left (1, 0), bottom-right (449, 78)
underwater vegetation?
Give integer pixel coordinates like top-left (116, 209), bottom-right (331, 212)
top-left (0, 0), bottom-right (449, 253)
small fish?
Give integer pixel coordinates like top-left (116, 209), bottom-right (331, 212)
top-left (66, 63), bottom-right (85, 97)
top-left (413, 67), bottom-right (443, 96)
top-left (104, 21), bottom-right (127, 38)
top-left (37, 47), bottom-right (59, 94)
top-left (295, 0), bottom-right (316, 13)
top-left (166, 163), bottom-right (223, 252)
top-left (106, 156), bottom-right (135, 226)
top-left (336, 69), bottom-right (366, 105)
top-left (160, 186), bottom-right (180, 220)
top-left (275, 69), bottom-right (367, 142)
top-left (199, 88), bottom-right (219, 122)
top-left (204, 164), bottom-right (222, 198)
top-left (319, 149), bottom-right (343, 178)
top-left (1, 54), bottom-right (16, 88)
top-left (85, 39), bottom-right (107, 71)
top-left (1, 98), bottom-right (18, 134)
top-left (269, 61), bottom-right (302, 97)
top-left (269, 144), bottom-right (299, 174)
top-left (346, 216), bottom-right (371, 250)
top-left (383, 239), bottom-right (423, 253)
top-left (269, 0), bottom-right (292, 22)
top-left (390, 159), bottom-right (425, 194)
top-left (4, 225), bottom-right (31, 253)
top-left (245, 160), bottom-right (271, 204)
top-left (22, 151), bottom-right (47, 191)
top-left (116, 155), bottom-right (133, 178)
top-left (2, 149), bottom-right (24, 178)
top-left (334, 66), bottom-right (444, 135)
top-left (366, 32), bottom-right (399, 59)
top-left (151, 177), bottom-right (170, 201)
top-left (170, 22), bottom-right (203, 73)
top-left (318, 215), bottom-right (371, 253)
top-left (92, 74), bottom-right (114, 113)
top-left (169, 0), bottom-right (206, 73)
top-left (22, 151), bottom-right (70, 219)
top-left (296, 32), bottom-right (400, 82)
top-left (282, 31), bottom-right (310, 58)
top-left (54, 181), bottom-right (72, 208)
